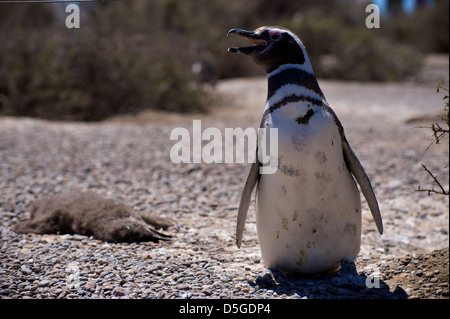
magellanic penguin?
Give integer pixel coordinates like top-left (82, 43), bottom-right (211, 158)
top-left (228, 26), bottom-right (383, 274)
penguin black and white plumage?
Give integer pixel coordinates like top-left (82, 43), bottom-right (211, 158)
top-left (228, 26), bottom-right (383, 274)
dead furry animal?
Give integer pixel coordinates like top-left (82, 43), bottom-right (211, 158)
top-left (13, 191), bottom-right (172, 243)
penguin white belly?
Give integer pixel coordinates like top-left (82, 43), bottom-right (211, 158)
top-left (257, 105), bottom-right (361, 273)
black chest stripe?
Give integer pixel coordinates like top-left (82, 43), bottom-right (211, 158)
top-left (260, 94), bottom-right (323, 128)
top-left (267, 68), bottom-right (324, 101)
top-left (271, 94), bottom-right (322, 113)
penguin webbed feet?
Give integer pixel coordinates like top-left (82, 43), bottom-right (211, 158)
top-left (337, 259), bottom-right (358, 276)
top-left (254, 268), bottom-right (287, 286)
top-left (329, 259), bottom-right (366, 289)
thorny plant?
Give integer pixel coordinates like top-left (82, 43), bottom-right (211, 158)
top-left (416, 82), bottom-right (449, 196)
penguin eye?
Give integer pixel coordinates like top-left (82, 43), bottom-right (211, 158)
top-left (270, 33), bottom-right (280, 41)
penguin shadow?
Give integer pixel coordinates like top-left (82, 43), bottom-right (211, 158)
top-left (248, 261), bottom-right (408, 299)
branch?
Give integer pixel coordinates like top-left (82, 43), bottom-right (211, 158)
top-left (416, 164), bottom-right (449, 196)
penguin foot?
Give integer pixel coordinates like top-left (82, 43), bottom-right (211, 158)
top-left (268, 268), bottom-right (287, 285)
top-left (338, 259), bottom-right (358, 276)
top-left (330, 259), bottom-right (366, 289)
top-left (255, 268), bottom-right (286, 286)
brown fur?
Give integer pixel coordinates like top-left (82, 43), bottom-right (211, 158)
top-left (13, 191), bottom-right (172, 243)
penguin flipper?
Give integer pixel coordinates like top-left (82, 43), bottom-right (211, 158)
top-left (236, 160), bottom-right (260, 247)
top-left (342, 139), bottom-right (383, 235)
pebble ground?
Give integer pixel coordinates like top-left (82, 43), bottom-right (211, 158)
top-left (1, 70), bottom-right (448, 299)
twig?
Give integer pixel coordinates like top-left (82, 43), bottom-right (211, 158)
top-left (416, 163), bottom-right (449, 196)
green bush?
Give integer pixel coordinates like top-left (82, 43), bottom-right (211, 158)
top-left (383, 0), bottom-right (449, 53)
top-left (280, 12), bottom-right (344, 71)
top-left (281, 9), bottom-right (424, 81)
top-left (0, 2), bottom-right (207, 121)
top-left (321, 29), bottom-right (423, 81)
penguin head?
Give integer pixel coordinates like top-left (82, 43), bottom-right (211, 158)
top-left (228, 26), bottom-right (314, 74)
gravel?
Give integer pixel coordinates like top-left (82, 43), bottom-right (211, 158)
top-left (0, 67), bottom-right (449, 299)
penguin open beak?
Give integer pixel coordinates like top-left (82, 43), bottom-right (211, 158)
top-left (227, 29), bottom-right (269, 54)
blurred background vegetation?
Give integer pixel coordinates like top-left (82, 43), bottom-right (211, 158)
top-left (0, 0), bottom-right (448, 121)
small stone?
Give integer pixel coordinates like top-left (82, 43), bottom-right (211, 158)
top-left (400, 257), bottom-right (411, 265)
top-left (20, 264), bottom-right (32, 275)
top-left (425, 271), bottom-right (434, 278)
top-left (151, 283), bottom-right (163, 289)
top-left (84, 279), bottom-right (96, 290)
top-left (0, 289), bottom-right (11, 296)
top-left (57, 291), bottom-right (67, 298)
top-left (102, 283), bottom-right (114, 291)
top-left (178, 284), bottom-right (190, 290)
top-left (430, 277), bottom-right (438, 283)
top-left (202, 289), bottom-right (212, 296)
top-left (112, 287), bottom-right (126, 296)
top-left (38, 279), bottom-right (51, 287)
top-left (98, 259), bottom-right (109, 265)
top-left (386, 179), bottom-right (402, 189)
